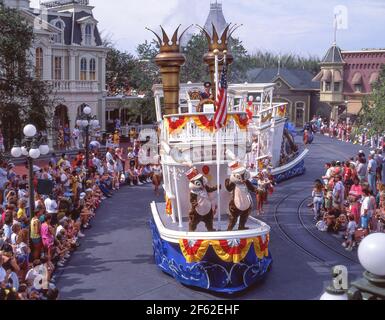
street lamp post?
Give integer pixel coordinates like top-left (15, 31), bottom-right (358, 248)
top-left (321, 233), bottom-right (385, 300)
top-left (76, 104), bottom-right (99, 179)
top-left (11, 124), bottom-right (50, 217)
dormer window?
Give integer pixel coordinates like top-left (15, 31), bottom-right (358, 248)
top-left (85, 24), bottom-right (92, 46)
top-left (334, 82), bottom-right (340, 92)
top-left (354, 84), bottom-right (362, 93)
top-left (53, 21), bottom-right (64, 44)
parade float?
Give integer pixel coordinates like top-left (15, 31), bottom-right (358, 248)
top-left (144, 24), bottom-right (307, 293)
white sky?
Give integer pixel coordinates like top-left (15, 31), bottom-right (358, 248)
top-left (30, 0), bottom-right (385, 57)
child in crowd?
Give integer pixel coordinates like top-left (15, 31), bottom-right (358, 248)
top-left (342, 215), bottom-right (357, 251)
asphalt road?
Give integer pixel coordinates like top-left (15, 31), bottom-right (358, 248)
top-left (55, 134), bottom-right (370, 300)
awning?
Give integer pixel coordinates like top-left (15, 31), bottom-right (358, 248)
top-left (333, 70), bottom-right (343, 82)
top-left (312, 70), bottom-right (323, 82)
top-left (352, 72), bottom-right (363, 85)
top-left (321, 69), bottom-right (332, 82)
top-left (369, 72), bottom-right (379, 85)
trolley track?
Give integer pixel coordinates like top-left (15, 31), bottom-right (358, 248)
top-left (271, 188), bottom-right (359, 266)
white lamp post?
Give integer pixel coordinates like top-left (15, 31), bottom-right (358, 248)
top-left (11, 124), bottom-right (48, 217)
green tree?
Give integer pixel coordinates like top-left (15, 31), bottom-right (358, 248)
top-left (0, 5), bottom-right (53, 149)
top-left (358, 65), bottom-right (385, 135)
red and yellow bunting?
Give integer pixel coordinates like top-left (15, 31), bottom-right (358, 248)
top-left (261, 113), bottom-right (273, 123)
top-left (277, 105), bottom-right (287, 118)
top-left (232, 114), bottom-right (249, 130)
top-left (211, 239), bottom-right (253, 264)
top-left (166, 116), bottom-right (189, 135)
top-left (179, 239), bottom-right (210, 263)
top-left (191, 115), bottom-right (216, 133)
top-left (179, 235), bottom-right (270, 264)
top-left (166, 114), bottom-right (249, 135)
top-left (253, 235), bottom-right (270, 259)
top-left (165, 195), bottom-right (173, 216)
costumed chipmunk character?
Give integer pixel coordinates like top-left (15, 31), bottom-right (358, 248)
top-left (186, 167), bottom-right (218, 232)
top-left (225, 161), bottom-right (258, 231)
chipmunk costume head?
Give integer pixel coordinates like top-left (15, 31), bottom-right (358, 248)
top-left (186, 167), bottom-right (218, 232)
top-left (225, 161), bottom-right (257, 231)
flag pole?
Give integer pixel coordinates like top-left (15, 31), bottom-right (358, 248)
top-left (214, 49), bottom-right (221, 231)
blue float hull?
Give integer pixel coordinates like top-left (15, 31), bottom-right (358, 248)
top-left (273, 159), bottom-right (306, 184)
top-left (150, 219), bottom-right (273, 294)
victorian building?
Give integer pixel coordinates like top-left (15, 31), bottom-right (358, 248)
top-left (314, 43), bottom-right (385, 121)
top-left (246, 68), bottom-right (330, 127)
top-left (2, 0), bottom-right (108, 147)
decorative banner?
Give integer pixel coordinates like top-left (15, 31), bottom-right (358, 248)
top-left (179, 239), bottom-right (210, 263)
top-left (211, 238), bottom-right (253, 264)
top-left (253, 235), bottom-right (270, 259)
top-left (166, 114), bottom-right (249, 135)
top-left (192, 115), bottom-right (216, 133)
top-left (232, 114), bottom-right (249, 130)
top-left (261, 113), bottom-right (273, 123)
top-left (166, 116), bottom-right (189, 135)
top-left (165, 195), bottom-right (173, 216)
top-left (277, 105), bottom-right (287, 118)
top-left (202, 166), bottom-right (210, 175)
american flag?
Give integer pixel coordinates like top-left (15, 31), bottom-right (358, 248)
top-left (214, 63), bottom-right (228, 130)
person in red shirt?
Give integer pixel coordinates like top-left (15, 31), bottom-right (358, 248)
top-left (349, 177), bottom-right (363, 199)
top-left (343, 161), bottom-right (353, 197)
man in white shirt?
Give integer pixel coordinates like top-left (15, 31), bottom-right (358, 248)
top-left (72, 126), bottom-right (80, 149)
top-left (367, 153), bottom-right (377, 194)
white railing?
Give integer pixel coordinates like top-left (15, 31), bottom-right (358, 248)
top-left (164, 112), bottom-right (248, 145)
top-left (51, 80), bottom-right (99, 93)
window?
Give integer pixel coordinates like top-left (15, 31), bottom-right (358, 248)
top-left (85, 24), bottom-right (92, 45)
top-left (334, 82), bottom-right (340, 92)
top-left (54, 56), bottom-right (62, 80)
top-left (325, 82), bottom-right (331, 91)
top-left (35, 48), bottom-right (43, 79)
top-left (355, 84), bottom-right (362, 93)
top-left (53, 21), bottom-right (63, 43)
top-left (89, 58), bottom-right (96, 80)
top-left (80, 58), bottom-right (87, 80)
top-left (295, 102), bottom-right (305, 127)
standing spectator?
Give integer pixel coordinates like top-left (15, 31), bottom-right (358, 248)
top-left (342, 215), bottom-right (357, 251)
top-left (367, 152), bottom-right (377, 194)
top-left (72, 125), bottom-right (80, 150)
top-left (63, 124), bottom-right (71, 150)
top-left (356, 157), bottom-right (367, 183)
top-left (332, 175), bottom-right (345, 211)
top-left (312, 181), bottom-right (324, 221)
top-left (30, 206), bottom-right (43, 261)
top-left (360, 189), bottom-right (371, 232)
top-left (0, 162), bottom-right (8, 205)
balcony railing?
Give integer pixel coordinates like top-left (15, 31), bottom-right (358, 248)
top-left (163, 112), bottom-right (249, 145)
top-left (51, 80), bottom-right (99, 93)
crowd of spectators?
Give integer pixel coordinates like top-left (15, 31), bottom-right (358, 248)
top-left (313, 116), bottom-right (385, 149)
top-left (312, 149), bottom-right (385, 251)
top-left (0, 130), bottom-right (162, 300)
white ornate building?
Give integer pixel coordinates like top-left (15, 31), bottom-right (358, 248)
top-left (2, 0), bottom-right (108, 148)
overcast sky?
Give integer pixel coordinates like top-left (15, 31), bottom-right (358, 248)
top-left (30, 0), bottom-right (385, 58)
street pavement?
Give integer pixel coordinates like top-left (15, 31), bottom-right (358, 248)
top-left (55, 134), bottom-right (371, 300)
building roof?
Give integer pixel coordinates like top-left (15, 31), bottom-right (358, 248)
top-left (44, 10), bottom-right (102, 46)
top-left (204, 1), bottom-right (227, 35)
top-left (246, 68), bottom-right (320, 90)
top-left (322, 44), bottom-right (344, 64)
top-left (41, 0), bottom-right (90, 9)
